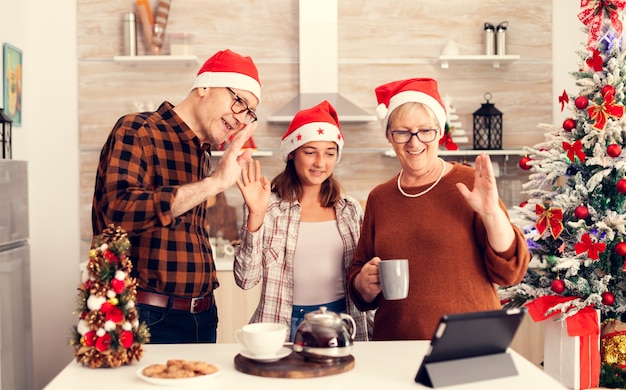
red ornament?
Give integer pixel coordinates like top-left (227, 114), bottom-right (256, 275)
top-left (83, 331), bottom-right (97, 347)
top-left (602, 85), bottom-right (616, 96)
top-left (105, 306), bottom-right (124, 323)
top-left (110, 278), bottom-right (125, 294)
top-left (519, 201), bottom-right (528, 208)
top-left (563, 118), bottom-right (576, 132)
top-left (615, 242), bottom-right (626, 256)
top-left (119, 330), bottom-right (134, 348)
top-left (608, 143), bottom-right (622, 157)
top-left (617, 179), bottom-right (626, 194)
top-left (100, 302), bottom-right (112, 313)
top-left (575, 96), bottom-right (589, 109)
top-left (574, 205), bottom-right (589, 220)
top-left (103, 250), bottom-right (119, 264)
top-left (519, 156), bottom-right (532, 170)
top-left (95, 333), bottom-right (112, 352)
top-left (551, 279), bottom-right (566, 294)
top-left (602, 291), bottom-right (615, 306)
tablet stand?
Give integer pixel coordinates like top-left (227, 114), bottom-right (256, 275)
top-left (416, 352), bottom-right (518, 388)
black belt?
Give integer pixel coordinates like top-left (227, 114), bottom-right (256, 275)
top-left (136, 290), bottom-right (214, 313)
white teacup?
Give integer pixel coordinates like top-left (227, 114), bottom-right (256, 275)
top-left (235, 322), bottom-right (287, 357)
top-left (379, 259), bottom-right (409, 300)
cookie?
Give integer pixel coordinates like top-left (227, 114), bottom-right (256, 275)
top-left (142, 364), bottom-right (167, 377)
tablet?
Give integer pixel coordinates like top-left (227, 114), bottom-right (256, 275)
top-left (414, 307), bottom-right (526, 387)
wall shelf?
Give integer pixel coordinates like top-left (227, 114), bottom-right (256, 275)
top-left (384, 149), bottom-right (526, 158)
top-left (438, 54), bottom-right (521, 69)
top-left (113, 55), bottom-right (200, 67)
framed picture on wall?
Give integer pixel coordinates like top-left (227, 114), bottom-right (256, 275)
top-left (3, 43), bottom-right (22, 126)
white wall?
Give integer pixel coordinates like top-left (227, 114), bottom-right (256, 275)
top-left (0, 0), bottom-right (588, 388)
top-left (553, 1), bottom-right (588, 125)
top-left (0, 0), bottom-right (80, 388)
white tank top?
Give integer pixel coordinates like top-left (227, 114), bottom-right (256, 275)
top-left (292, 220), bottom-right (345, 305)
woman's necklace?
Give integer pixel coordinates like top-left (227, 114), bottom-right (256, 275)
top-left (397, 158), bottom-right (446, 198)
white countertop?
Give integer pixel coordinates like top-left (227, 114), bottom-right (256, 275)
top-left (44, 341), bottom-right (566, 389)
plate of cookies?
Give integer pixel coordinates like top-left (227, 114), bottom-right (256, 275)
top-left (137, 359), bottom-right (221, 386)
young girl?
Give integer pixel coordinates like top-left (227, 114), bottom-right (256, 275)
top-left (234, 100), bottom-right (370, 342)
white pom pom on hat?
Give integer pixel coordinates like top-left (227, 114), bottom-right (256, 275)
top-left (280, 100), bottom-right (344, 163)
top-left (374, 78), bottom-right (446, 132)
top-left (191, 49), bottom-right (261, 102)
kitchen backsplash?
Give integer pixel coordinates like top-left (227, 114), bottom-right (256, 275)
top-left (77, 0), bottom-right (550, 254)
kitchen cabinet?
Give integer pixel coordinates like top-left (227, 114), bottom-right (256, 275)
top-left (214, 270), bottom-right (261, 343)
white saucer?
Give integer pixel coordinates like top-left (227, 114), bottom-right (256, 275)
top-left (240, 347), bottom-right (292, 362)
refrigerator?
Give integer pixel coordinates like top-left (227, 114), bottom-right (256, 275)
top-left (0, 160), bottom-right (33, 390)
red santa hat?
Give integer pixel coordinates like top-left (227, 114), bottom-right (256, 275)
top-left (192, 49), bottom-right (261, 102)
top-left (280, 100), bottom-right (344, 162)
top-left (374, 78), bottom-right (446, 132)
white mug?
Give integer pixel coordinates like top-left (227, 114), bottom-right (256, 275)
top-left (235, 322), bottom-right (287, 357)
top-left (378, 259), bottom-right (409, 300)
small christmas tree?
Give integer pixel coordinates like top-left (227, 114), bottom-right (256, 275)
top-left (69, 224), bottom-right (149, 368)
top-left (439, 94), bottom-right (469, 150)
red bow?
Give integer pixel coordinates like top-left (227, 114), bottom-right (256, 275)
top-left (587, 90), bottom-right (625, 130)
top-left (559, 90), bottom-right (569, 111)
top-left (562, 140), bottom-right (587, 163)
top-left (586, 48), bottom-right (604, 71)
top-left (578, 0), bottom-right (626, 50)
top-left (535, 204), bottom-right (564, 239)
top-left (438, 133), bottom-right (458, 150)
top-left (574, 233), bottom-right (606, 260)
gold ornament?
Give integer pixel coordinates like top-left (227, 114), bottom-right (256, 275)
top-left (601, 319), bottom-right (626, 369)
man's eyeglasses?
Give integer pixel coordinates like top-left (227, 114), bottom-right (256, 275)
top-left (226, 87), bottom-right (258, 124)
top-left (388, 129), bottom-right (438, 144)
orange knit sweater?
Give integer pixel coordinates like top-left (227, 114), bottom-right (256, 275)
top-left (347, 163), bottom-right (530, 340)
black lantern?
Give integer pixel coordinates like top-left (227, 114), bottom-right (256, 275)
top-left (473, 92), bottom-right (502, 150)
top-left (0, 108), bottom-right (12, 159)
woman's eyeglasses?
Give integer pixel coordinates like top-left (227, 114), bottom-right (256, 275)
top-left (388, 129), bottom-right (438, 144)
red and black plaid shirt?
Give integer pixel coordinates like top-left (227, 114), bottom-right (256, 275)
top-left (92, 101), bottom-right (218, 298)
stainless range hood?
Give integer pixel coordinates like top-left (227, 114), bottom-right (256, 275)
top-left (267, 0), bottom-right (376, 123)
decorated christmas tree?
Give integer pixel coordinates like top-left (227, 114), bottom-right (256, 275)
top-left (69, 224), bottom-right (149, 368)
top-left (498, 1), bottom-right (626, 388)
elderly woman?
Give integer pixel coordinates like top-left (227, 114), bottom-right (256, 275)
top-left (347, 78), bottom-right (530, 340)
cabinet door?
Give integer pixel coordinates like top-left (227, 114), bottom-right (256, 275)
top-left (215, 271), bottom-right (261, 343)
top-left (509, 315), bottom-right (544, 367)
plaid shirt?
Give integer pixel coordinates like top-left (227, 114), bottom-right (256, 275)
top-left (92, 101), bottom-right (217, 298)
top-left (234, 192), bottom-right (372, 341)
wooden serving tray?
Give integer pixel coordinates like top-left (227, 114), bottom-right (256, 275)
top-left (233, 347), bottom-right (355, 378)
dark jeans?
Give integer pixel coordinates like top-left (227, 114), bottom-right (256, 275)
top-left (290, 298), bottom-right (346, 342)
top-left (138, 303), bottom-right (218, 343)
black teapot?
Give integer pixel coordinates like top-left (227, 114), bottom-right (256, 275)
top-left (292, 306), bottom-right (356, 363)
